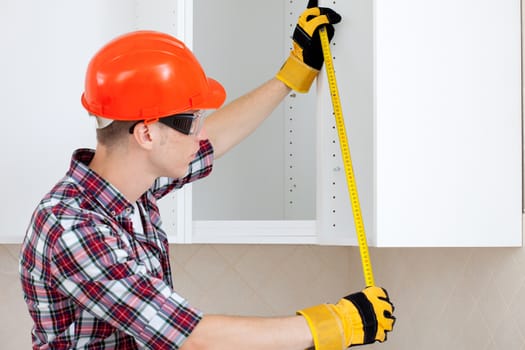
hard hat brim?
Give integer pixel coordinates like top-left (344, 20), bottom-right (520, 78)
top-left (203, 78), bottom-right (227, 110)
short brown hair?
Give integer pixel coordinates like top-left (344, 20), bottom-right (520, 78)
top-left (96, 120), bottom-right (136, 147)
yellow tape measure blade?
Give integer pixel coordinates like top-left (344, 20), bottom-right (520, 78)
top-left (319, 27), bottom-right (375, 287)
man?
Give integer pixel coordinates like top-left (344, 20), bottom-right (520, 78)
top-left (19, 1), bottom-right (395, 349)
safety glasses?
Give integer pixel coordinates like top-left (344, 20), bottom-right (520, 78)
top-left (129, 110), bottom-right (205, 135)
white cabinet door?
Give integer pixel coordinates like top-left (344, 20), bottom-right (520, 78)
top-left (317, 0), bottom-right (522, 246)
top-left (0, 0), bottom-right (187, 244)
top-left (1, 0), bottom-right (136, 243)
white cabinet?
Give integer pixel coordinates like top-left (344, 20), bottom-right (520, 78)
top-left (2, 0), bottom-right (521, 247)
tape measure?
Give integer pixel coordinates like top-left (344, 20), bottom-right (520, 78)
top-left (319, 27), bottom-right (375, 287)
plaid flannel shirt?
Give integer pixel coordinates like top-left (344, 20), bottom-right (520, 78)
top-left (19, 141), bottom-right (214, 349)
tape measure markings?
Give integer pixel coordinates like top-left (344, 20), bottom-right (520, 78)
top-left (319, 27), bottom-right (375, 287)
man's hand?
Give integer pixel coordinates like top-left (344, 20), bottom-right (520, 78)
top-left (276, 0), bottom-right (341, 93)
top-left (298, 286), bottom-right (396, 349)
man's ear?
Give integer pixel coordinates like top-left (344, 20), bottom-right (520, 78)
top-left (131, 122), bottom-right (154, 150)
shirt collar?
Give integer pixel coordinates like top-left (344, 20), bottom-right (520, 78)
top-left (67, 148), bottom-right (133, 218)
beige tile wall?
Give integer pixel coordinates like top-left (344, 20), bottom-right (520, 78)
top-left (3, 231), bottom-right (525, 349)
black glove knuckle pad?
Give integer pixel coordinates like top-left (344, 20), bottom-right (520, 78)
top-left (293, 26), bottom-right (313, 51)
top-left (293, 26), bottom-right (324, 70)
top-left (344, 292), bottom-right (378, 344)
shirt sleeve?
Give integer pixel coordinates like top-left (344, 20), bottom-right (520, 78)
top-left (50, 223), bottom-right (202, 349)
top-left (151, 139), bottom-right (214, 200)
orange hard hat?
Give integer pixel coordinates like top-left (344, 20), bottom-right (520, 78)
top-left (81, 30), bottom-right (226, 121)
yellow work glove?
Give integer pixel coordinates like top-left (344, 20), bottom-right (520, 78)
top-left (276, 0), bottom-right (342, 93)
top-left (298, 286), bottom-right (395, 350)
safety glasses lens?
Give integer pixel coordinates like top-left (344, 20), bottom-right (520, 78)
top-left (159, 111), bottom-right (203, 135)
